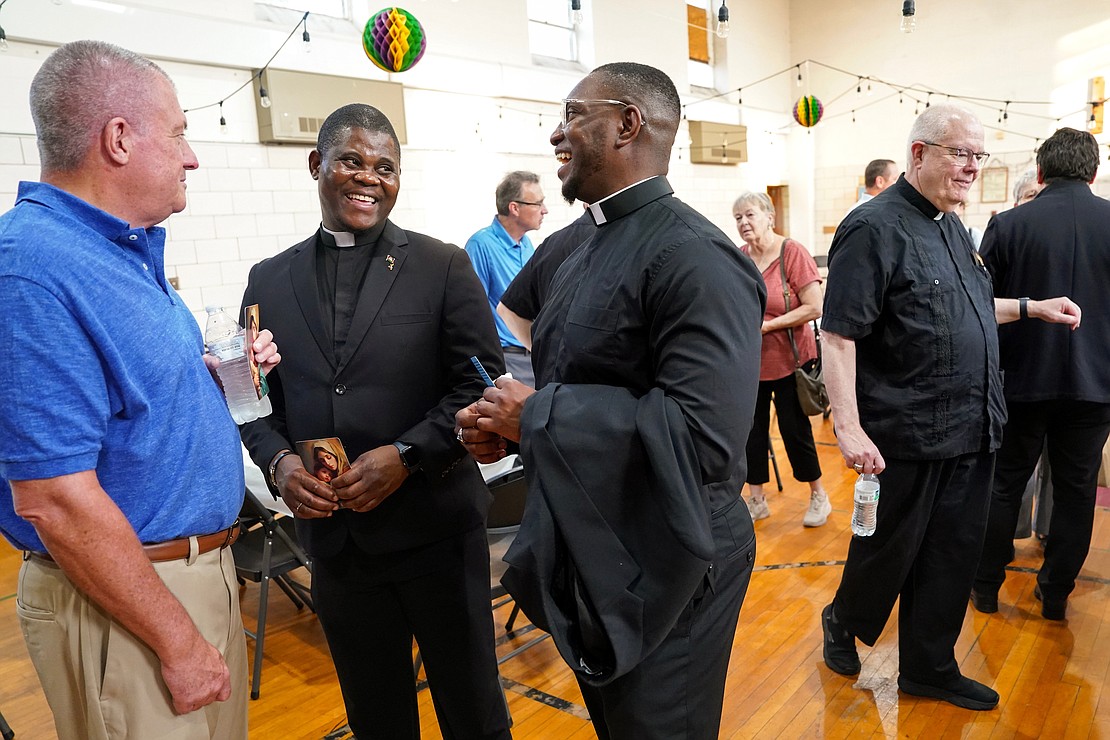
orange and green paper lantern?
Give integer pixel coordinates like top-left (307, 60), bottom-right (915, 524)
top-left (793, 95), bottom-right (824, 127)
top-left (363, 7), bottom-right (427, 73)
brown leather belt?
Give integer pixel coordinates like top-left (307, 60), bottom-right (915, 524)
top-left (29, 522), bottom-right (240, 565)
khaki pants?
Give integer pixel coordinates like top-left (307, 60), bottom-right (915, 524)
top-left (17, 546), bottom-right (249, 740)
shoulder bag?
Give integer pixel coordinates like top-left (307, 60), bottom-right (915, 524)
top-left (780, 240), bottom-right (829, 416)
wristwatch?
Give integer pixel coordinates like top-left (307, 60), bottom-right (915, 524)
top-left (392, 441), bottom-right (421, 471)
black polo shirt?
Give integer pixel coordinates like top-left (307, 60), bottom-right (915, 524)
top-left (822, 176), bottom-right (1005, 460)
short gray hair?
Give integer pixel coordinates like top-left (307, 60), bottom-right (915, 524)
top-left (732, 191), bottom-right (774, 219)
top-left (30, 40), bottom-right (172, 172)
top-left (1012, 168), bottom-right (1037, 204)
top-left (495, 171), bottom-right (540, 215)
top-left (906, 103), bottom-right (980, 165)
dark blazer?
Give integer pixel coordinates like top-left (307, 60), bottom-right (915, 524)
top-left (502, 382), bottom-right (721, 687)
top-left (981, 179), bottom-right (1110, 403)
top-left (239, 220), bottom-right (504, 558)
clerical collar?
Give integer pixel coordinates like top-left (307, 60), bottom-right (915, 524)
top-left (893, 175), bottom-right (945, 221)
top-left (586, 176), bottom-right (674, 226)
top-left (319, 221), bottom-right (387, 248)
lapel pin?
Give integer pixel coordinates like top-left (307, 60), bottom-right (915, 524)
top-left (386, 254), bottom-right (396, 271)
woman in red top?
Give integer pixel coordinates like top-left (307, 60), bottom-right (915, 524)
top-left (734, 192), bottom-right (831, 526)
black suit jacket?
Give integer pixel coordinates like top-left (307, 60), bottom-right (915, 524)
top-left (239, 220), bottom-right (504, 558)
top-left (981, 179), bottom-right (1110, 403)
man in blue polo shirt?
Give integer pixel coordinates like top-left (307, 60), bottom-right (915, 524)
top-left (0, 41), bottom-right (279, 739)
top-left (465, 170), bottom-right (548, 386)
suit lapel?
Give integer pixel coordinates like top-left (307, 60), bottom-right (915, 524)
top-left (288, 234), bottom-right (336, 369)
top-left (337, 220), bottom-right (408, 373)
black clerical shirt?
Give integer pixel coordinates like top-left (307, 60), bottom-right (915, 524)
top-left (529, 176), bottom-right (766, 509)
top-left (823, 176), bottom-right (1005, 460)
top-left (500, 211), bottom-right (596, 321)
top-left (315, 222), bottom-right (387, 363)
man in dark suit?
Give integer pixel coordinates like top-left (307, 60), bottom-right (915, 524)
top-left (239, 104), bottom-right (510, 739)
top-left (972, 127), bottom-right (1110, 621)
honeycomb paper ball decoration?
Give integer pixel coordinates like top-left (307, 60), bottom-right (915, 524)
top-left (793, 95), bottom-right (824, 127)
top-left (363, 7), bottom-right (427, 73)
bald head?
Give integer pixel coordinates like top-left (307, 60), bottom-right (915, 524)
top-left (31, 40), bottom-right (174, 173)
top-left (905, 104), bottom-right (981, 166)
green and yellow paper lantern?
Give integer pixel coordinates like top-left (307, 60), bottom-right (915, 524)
top-left (363, 7), bottom-right (427, 73)
top-left (793, 95), bottom-right (824, 127)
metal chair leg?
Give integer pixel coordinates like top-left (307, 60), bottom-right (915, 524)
top-left (0, 707), bottom-right (14, 740)
top-left (769, 441), bottom-right (784, 492)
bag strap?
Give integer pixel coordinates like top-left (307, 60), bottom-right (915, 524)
top-left (779, 239), bottom-right (803, 369)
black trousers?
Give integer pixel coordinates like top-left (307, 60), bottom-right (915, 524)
top-left (313, 526), bottom-right (511, 740)
top-left (744, 371), bottom-right (822, 485)
top-left (833, 452), bottom-right (994, 686)
top-left (577, 497), bottom-right (755, 740)
top-left (975, 400), bottom-right (1110, 601)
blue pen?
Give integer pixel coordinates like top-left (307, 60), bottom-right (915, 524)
top-left (469, 356), bottom-right (495, 387)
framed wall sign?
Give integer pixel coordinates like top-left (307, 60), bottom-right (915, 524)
top-left (980, 165), bottom-right (1009, 203)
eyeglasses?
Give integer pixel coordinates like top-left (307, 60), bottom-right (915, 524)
top-left (512, 200), bottom-right (545, 208)
top-left (560, 98), bottom-right (643, 128)
top-left (919, 141), bottom-right (990, 167)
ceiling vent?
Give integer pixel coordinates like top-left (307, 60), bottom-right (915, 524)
top-left (688, 120), bottom-right (747, 165)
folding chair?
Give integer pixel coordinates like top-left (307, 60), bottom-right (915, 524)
top-left (413, 456), bottom-right (549, 680)
top-left (0, 708), bottom-right (13, 740)
top-left (233, 487), bottom-right (314, 699)
top-left (484, 457), bottom-right (550, 664)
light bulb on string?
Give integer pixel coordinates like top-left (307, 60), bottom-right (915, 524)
top-left (219, 101), bottom-right (228, 135)
top-left (258, 85), bottom-right (272, 109)
top-left (867, 80), bottom-right (873, 97)
top-left (857, 77), bottom-right (862, 96)
top-left (900, 0), bottom-right (916, 33)
top-left (925, 92), bottom-right (931, 108)
top-left (570, 0), bottom-right (583, 25)
top-left (795, 65), bottom-right (802, 87)
top-left (0, 27), bottom-right (8, 52)
top-left (715, 0), bottom-right (729, 39)
top-left (302, 15), bottom-right (311, 52)
top-left (852, 110), bottom-right (856, 123)
top-left (737, 88), bottom-right (743, 105)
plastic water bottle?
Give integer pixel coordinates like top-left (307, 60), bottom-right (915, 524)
top-left (204, 306), bottom-right (272, 425)
top-left (851, 473), bottom-right (880, 537)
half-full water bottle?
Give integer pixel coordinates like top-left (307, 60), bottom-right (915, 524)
top-left (851, 473), bottom-right (880, 537)
top-left (204, 306), bottom-right (272, 425)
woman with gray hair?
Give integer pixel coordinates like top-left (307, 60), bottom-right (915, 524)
top-left (733, 192), bottom-right (831, 526)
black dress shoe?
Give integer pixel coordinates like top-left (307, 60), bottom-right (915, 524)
top-left (969, 589), bottom-right (998, 614)
top-left (822, 603), bottom-right (860, 676)
top-left (898, 675), bottom-right (999, 711)
top-left (1034, 584), bottom-right (1067, 620)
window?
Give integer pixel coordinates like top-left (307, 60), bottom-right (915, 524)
top-left (528, 0), bottom-right (578, 63)
top-left (687, 1), bottom-right (714, 89)
top-left (259, 0), bottom-right (348, 20)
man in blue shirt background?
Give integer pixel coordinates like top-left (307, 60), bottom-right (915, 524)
top-left (465, 170), bottom-right (548, 387)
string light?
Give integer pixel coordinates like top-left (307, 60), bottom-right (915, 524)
top-left (796, 65), bottom-right (802, 87)
top-left (737, 88), bottom-right (742, 105)
top-left (570, 0), bottom-right (583, 25)
top-left (301, 14), bottom-right (311, 52)
top-left (716, 0), bottom-right (729, 39)
top-left (900, 0), bottom-right (917, 33)
top-left (0, 0), bottom-right (9, 52)
top-left (184, 12), bottom-right (309, 125)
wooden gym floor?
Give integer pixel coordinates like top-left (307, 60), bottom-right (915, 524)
top-left (2, 414), bottom-right (1109, 738)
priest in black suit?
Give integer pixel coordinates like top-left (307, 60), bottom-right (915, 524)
top-left (239, 104), bottom-right (510, 740)
top-left (973, 126), bottom-right (1110, 621)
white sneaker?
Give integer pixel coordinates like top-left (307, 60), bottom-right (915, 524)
top-left (803, 493), bottom-right (832, 527)
top-left (747, 496), bottom-right (770, 521)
